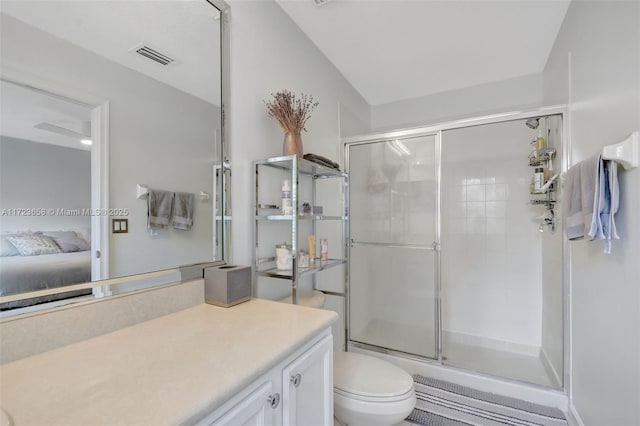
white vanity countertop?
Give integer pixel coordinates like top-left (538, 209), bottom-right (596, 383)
top-left (0, 298), bottom-right (338, 425)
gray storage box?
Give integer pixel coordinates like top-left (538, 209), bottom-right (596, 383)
top-left (204, 264), bottom-right (251, 307)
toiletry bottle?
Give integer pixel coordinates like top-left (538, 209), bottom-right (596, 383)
top-left (536, 130), bottom-right (546, 151)
top-left (534, 167), bottom-right (544, 192)
top-left (320, 238), bottom-right (328, 261)
top-left (281, 179), bottom-right (292, 215)
top-left (308, 235), bottom-right (316, 263)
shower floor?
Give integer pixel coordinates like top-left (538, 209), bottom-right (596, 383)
top-left (353, 319), bottom-right (560, 388)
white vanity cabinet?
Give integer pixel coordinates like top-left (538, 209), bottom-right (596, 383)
top-left (210, 381), bottom-right (276, 426)
top-left (282, 335), bottom-right (333, 426)
top-left (0, 300), bottom-right (338, 426)
top-left (202, 333), bottom-right (333, 426)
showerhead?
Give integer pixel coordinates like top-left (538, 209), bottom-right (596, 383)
top-left (526, 118), bottom-right (540, 129)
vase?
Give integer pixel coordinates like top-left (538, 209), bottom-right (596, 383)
top-left (283, 133), bottom-right (303, 158)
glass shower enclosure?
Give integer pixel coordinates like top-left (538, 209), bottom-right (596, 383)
top-left (344, 112), bottom-right (565, 390)
top-left (346, 134), bottom-right (440, 359)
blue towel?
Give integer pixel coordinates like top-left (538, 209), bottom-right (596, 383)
top-left (600, 160), bottom-right (620, 253)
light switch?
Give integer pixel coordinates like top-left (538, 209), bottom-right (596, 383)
top-left (112, 218), bottom-right (128, 234)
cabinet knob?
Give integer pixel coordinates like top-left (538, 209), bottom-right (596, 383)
top-left (267, 393), bottom-right (280, 409)
top-left (290, 373), bottom-right (302, 387)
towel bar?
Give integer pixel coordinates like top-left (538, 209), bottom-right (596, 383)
top-left (601, 131), bottom-right (638, 170)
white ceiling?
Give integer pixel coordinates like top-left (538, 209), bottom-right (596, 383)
top-left (0, 0), bottom-right (221, 105)
top-left (276, 0), bottom-right (571, 106)
top-left (1, 80), bottom-right (92, 151)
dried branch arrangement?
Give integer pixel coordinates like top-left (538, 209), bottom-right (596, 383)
top-left (265, 90), bottom-right (319, 134)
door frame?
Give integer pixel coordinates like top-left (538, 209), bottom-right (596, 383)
top-left (0, 77), bottom-right (110, 290)
top-left (90, 102), bottom-right (109, 286)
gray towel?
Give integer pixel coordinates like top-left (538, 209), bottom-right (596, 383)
top-left (173, 192), bottom-right (195, 231)
top-left (565, 155), bottom-right (598, 240)
top-left (147, 190), bottom-right (174, 229)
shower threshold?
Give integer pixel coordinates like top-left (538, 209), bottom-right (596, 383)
top-left (352, 319), bottom-right (560, 389)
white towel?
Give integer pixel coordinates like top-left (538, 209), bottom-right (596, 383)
top-left (172, 192), bottom-right (195, 231)
top-left (147, 190), bottom-right (174, 229)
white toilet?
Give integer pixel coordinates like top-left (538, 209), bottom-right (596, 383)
top-left (279, 290), bottom-right (416, 426)
top-left (333, 351), bottom-right (415, 426)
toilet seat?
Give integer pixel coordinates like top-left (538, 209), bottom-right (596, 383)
top-left (333, 352), bottom-right (414, 400)
top-left (334, 387), bottom-right (414, 403)
top-left (278, 290), bottom-right (326, 308)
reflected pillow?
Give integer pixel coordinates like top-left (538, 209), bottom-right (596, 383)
top-left (43, 230), bottom-right (77, 240)
top-left (52, 235), bottom-right (91, 253)
top-left (0, 235), bottom-right (21, 257)
top-left (0, 231), bottom-right (40, 257)
top-left (6, 235), bottom-right (62, 256)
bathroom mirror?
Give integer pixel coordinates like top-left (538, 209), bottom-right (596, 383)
top-left (0, 0), bottom-right (230, 312)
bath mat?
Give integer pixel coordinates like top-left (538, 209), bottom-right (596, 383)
top-left (407, 375), bottom-right (568, 426)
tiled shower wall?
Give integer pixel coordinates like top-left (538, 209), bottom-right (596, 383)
top-left (441, 120), bottom-right (548, 349)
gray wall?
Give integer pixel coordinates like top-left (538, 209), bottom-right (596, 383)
top-left (543, 1), bottom-right (640, 424)
top-left (0, 136), bottom-right (90, 232)
top-left (227, 0), bottom-right (371, 350)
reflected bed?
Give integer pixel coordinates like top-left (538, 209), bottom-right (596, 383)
top-left (0, 251), bottom-right (92, 309)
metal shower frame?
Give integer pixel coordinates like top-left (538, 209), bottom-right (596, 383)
top-left (342, 105), bottom-right (569, 390)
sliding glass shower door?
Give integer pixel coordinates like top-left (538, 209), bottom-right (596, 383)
top-left (346, 134), bottom-right (439, 359)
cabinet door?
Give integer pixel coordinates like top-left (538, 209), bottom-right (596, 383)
top-left (282, 335), bottom-right (333, 426)
top-left (212, 381), bottom-right (276, 426)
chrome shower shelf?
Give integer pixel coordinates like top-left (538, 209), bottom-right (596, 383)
top-left (529, 148), bottom-right (556, 166)
top-left (530, 199), bottom-right (556, 206)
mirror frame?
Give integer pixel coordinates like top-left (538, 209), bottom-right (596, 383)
top-left (0, 0), bottom-right (231, 312)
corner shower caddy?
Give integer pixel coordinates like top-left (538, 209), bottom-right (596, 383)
top-left (253, 155), bottom-right (348, 304)
top-left (529, 146), bottom-right (557, 209)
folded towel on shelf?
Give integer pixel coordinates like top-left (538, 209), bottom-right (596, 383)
top-left (173, 192), bottom-right (195, 231)
top-left (147, 190), bottom-right (174, 229)
top-left (303, 153), bottom-right (340, 170)
top-left (564, 155), bottom-right (620, 253)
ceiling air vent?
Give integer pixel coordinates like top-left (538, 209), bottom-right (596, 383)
top-left (312, 0), bottom-right (334, 7)
top-left (132, 44), bottom-right (175, 66)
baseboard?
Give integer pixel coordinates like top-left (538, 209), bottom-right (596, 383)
top-left (567, 402), bottom-right (585, 426)
top-left (540, 347), bottom-right (562, 388)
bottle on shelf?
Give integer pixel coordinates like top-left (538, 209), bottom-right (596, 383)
top-left (536, 130), bottom-right (546, 151)
top-left (534, 167), bottom-right (544, 192)
top-left (281, 179), bottom-right (292, 215)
